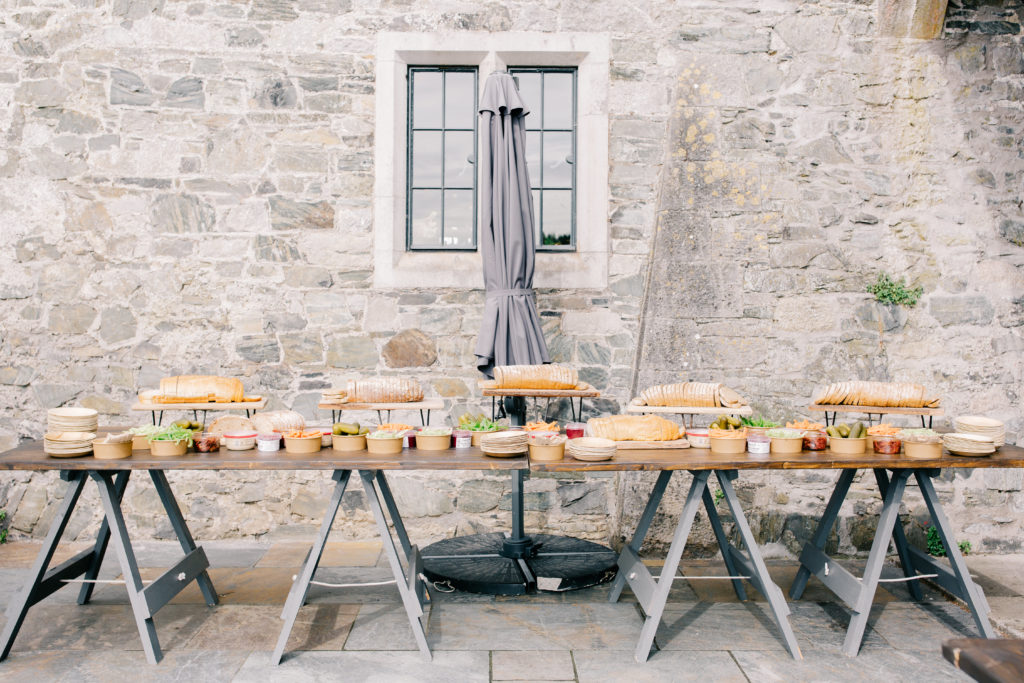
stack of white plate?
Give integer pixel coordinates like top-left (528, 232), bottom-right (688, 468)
top-left (942, 432), bottom-right (996, 457)
top-left (44, 431), bottom-right (97, 458)
top-left (954, 416), bottom-right (1005, 447)
top-left (47, 407), bottom-right (98, 433)
top-left (567, 437), bottom-right (617, 462)
top-left (480, 430), bottom-right (528, 457)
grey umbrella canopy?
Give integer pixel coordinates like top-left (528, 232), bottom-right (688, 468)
top-left (474, 71), bottom-right (551, 378)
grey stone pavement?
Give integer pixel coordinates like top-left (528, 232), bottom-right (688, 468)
top-left (1, 539), bottom-right (1022, 682)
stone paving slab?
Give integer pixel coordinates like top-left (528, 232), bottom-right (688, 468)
top-left (253, 540), bottom-right (381, 568)
top-left (8, 603), bottom-right (208, 653)
top-left (573, 649), bottom-right (746, 682)
top-left (427, 603), bottom-right (643, 651)
top-left (491, 650), bottom-right (576, 680)
top-left (987, 596), bottom-right (1024, 637)
top-left (0, 542), bottom-right (92, 568)
top-left (181, 604), bottom-right (360, 652)
top-left (0, 649), bottom-right (250, 682)
top-left (235, 650), bottom-right (490, 682)
top-left (342, 602), bottom-right (423, 651)
top-left (965, 555), bottom-right (1024, 597)
top-left (731, 646), bottom-right (969, 682)
top-left (867, 602), bottom-right (984, 651)
top-left (135, 566), bottom-right (297, 605)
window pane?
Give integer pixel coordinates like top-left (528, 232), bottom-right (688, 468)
top-left (412, 131), bottom-right (442, 187)
top-left (444, 131), bottom-right (475, 188)
top-left (412, 71), bottom-right (442, 129)
top-left (411, 190), bottom-right (442, 247)
top-left (445, 71), bottom-right (475, 129)
top-left (543, 132), bottom-right (572, 188)
top-left (541, 190), bottom-right (571, 246)
top-left (444, 190), bottom-right (474, 247)
top-left (515, 72), bottom-right (542, 130)
top-left (543, 72), bottom-right (573, 129)
top-left (525, 130), bottom-right (541, 188)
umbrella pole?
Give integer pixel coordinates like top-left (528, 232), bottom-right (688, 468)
top-left (501, 397), bottom-right (535, 559)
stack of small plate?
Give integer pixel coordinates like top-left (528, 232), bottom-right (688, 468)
top-left (47, 407), bottom-right (99, 433)
top-left (566, 437), bottom-right (617, 462)
top-left (480, 430), bottom-right (528, 457)
top-left (954, 416), bottom-right (1005, 448)
top-left (44, 431), bottom-right (97, 458)
top-left (942, 433), bottom-right (996, 457)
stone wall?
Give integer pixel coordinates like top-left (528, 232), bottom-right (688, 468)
top-left (0, 1), bottom-right (1022, 556)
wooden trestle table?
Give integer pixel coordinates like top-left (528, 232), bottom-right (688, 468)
top-left (532, 443), bottom-right (1024, 661)
top-left (2, 435), bottom-right (1021, 666)
top-left (0, 432), bottom-right (525, 665)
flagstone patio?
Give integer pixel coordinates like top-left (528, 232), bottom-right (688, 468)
top-left (1, 540), bottom-right (1020, 681)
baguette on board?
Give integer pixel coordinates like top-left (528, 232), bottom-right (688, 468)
top-left (493, 365), bottom-right (580, 390)
top-left (813, 381), bottom-right (940, 408)
top-left (587, 414), bottom-right (683, 441)
top-left (631, 382), bottom-right (748, 409)
top-left (138, 375), bottom-right (247, 404)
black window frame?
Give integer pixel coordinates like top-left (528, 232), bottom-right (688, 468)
top-left (508, 66), bottom-right (578, 253)
top-left (405, 65), bottom-right (479, 252)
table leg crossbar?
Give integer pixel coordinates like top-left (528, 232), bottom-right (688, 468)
top-left (790, 468), bottom-right (994, 657)
top-left (609, 470), bottom-right (801, 662)
top-left (272, 470), bottom-right (430, 665)
top-left (1, 469), bottom-right (218, 665)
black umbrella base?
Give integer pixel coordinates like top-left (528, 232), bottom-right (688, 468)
top-left (421, 532), bottom-right (618, 596)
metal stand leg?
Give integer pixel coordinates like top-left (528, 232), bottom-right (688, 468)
top-left (702, 484), bottom-right (747, 601)
top-left (150, 471), bottom-right (218, 607)
top-left (609, 471), bottom-right (673, 603)
top-left (912, 470), bottom-right (994, 637)
top-left (791, 468), bottom-right (856, 600)
top-left (0, 472), bottom-right (88, 661)
top-left (716, 471), bottom-right (801, 659)
top-left (78, 471), bottom-right (131, 605)
top-left (360, 471), bottom-right (431, 660)
top-left (91, 471), bottom-right (163, 664)
top-left (874, 469), bottom-right (922, 601)
top-left (376, 472), bottom-right (412, 558)
top-left (629, 470), bottom-right (710, 662)
top-left (273, 470), bottom-right (351, 665)
top-left (842, 469), bottom-right (910, 656)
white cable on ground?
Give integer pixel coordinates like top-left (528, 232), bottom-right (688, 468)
top-left (877, 574), bottom-right (938, 583)
top-left (650, 575), bottom-right (751, 581)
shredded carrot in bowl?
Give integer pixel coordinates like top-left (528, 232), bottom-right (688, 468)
top-left (867, 423), bottom-right (901, 436)
top-left (524, 420), bottom-right (560, 432)
top-left (378, 423), bottom-right (413, 432)
top-left (284, 430), bottom-right (322, 439)
top-left (786, 419), bottom-right (825, 431)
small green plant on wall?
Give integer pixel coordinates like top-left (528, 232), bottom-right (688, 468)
top-left (0, 510), bottom-right (7, 544)
top-left (867, 272), bottom-right (923, 307)
top-left (925, 522), bottom-right (970, 557)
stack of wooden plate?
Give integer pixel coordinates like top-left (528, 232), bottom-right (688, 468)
top-left (44, 431), bottom-right (96, 457)
top-left (567, 437), bottom-right (617, 462)
top-left (942, 433), bottom-right (996, 457)
top-left (954, 416), bottom-right (1005, 447)
top-left (480, 430), bottom-right (528, 457)
top-left (47, 407), bottom-right (98, 433)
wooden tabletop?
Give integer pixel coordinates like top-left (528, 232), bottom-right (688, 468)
top-left (0, 431), bottom-right (526, 472)
top-left (808, 404), bottom-right (944, 416)
top-left (943, 638), bottom-right (1024, 683)
top-left (317, 399), bottom-right (445, 411)
top-left (529, 442), bottom-right (1024, 472)
top-left (625, 405), bottom-right (753, 416)
top-left (131, 399), bottom-right (267, 412)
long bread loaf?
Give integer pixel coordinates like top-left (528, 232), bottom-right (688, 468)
top-left (251, 410), bottom-right (305, 434)
top-left (493, 365), bottom-right (579, 390)
top-left (632, 382), bottom-right (747, 408)
top-left (154, 375), bottom-right (244, 403)
top-left (346, 378), bottom-right (423, 403)
top-left (813, 381), bottom-right (939, 408)
top-left (587, 415), bottom-right (682, 441)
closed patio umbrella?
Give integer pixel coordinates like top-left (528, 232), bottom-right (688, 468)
top-left (474, 71), bottom-right (550, 378)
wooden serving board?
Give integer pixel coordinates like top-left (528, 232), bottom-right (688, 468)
top-left (626, 405), bottom-right (752, 416)
top-left (614, 440), bottom-right (690, 450)
top-left (132, 398), bottom-right (267, 412)
top-left (318, 399), bottom-right (445, 411)
top-left (808, 404), bottom-right (944, 416)
top-left (478, 380), bottom-right (599, 398)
